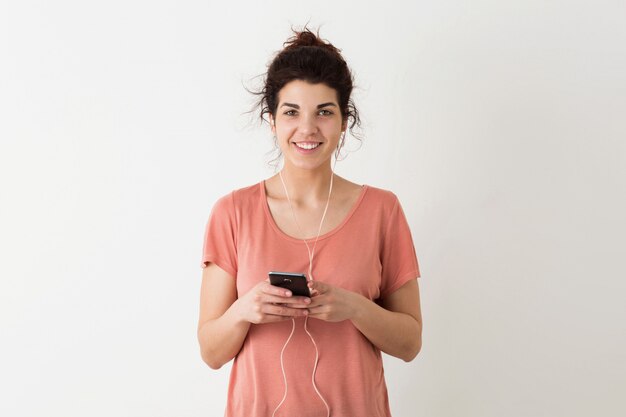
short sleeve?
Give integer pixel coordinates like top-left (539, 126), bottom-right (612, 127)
top-left (200, 192), bottom-right (238, 278)
top-left (379, 196), bottom-right (420, 298)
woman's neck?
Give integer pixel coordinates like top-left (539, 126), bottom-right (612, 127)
top-left (277, 164), bottom-right (335, 206)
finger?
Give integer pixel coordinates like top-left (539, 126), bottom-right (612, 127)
top-left (262, 283), bottom-right (294, 297)
top-left (307, 297), bottom-right (326, 309)
top-left (306, 306), bottom-right (330, 320)
top-left (279, 295), bottom-right (312, 306)
top-left (262, 294), bottom-right (311, 306)
top-left (307, 281), bottom-right (328, 296)
top-left (261, 288), bottom-right (311, 304)
top-left (263, 304), bottom-right (309, 317)
top-left (306, 296), bottom-right (324, 308)
top-left (257, 313), bottom-right (298, 323)
top-left (307, 290), bottom-right (333, 307)
top-left (307, 300), bottom-right (329, 314)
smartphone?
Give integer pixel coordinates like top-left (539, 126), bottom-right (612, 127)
top-left (268, 271), bottom-right (311, 297)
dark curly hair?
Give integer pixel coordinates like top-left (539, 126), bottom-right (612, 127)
top-left (247, 25), bottom-right (362, 145)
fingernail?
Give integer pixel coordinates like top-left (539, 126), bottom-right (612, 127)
top-left (304, 298), bottom-right (311, 303)
top-left (285, 291), bottom-right (292, 297)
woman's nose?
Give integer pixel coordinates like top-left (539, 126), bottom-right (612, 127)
top-left (297, 114), bottom-right (318, 135)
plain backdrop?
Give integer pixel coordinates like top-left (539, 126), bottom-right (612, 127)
top-left (1, 1), bottom-right (625, 416)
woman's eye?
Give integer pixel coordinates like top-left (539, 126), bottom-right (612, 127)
top-left (283, 110), bottom-right (332, 116)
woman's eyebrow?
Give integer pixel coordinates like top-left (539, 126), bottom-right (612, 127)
top-left (280, 102), bottom-right (337, 109)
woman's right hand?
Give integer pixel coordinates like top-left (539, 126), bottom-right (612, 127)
top-left (233, 280), bottom-right (311, 324)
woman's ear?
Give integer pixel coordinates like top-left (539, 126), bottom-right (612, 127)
top-left (269, 114), bottom-right (276, 134)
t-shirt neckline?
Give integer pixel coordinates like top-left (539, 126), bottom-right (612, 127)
top-left (260, 180), bottom-right (369, 243)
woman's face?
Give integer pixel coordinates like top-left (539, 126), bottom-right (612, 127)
top-left (270, 80), bottom-right (347, 172)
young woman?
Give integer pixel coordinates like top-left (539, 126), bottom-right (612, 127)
top-left (198, 27), bottom-right (422, 417)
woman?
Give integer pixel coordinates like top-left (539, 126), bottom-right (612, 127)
top-left (198, 27), bottom-right (422, 417)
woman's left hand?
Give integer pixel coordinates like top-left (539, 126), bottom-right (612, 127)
top-left (306, 281), bottom-right (362, 322)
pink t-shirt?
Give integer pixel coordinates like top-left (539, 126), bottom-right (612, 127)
top-left (201, 181), bottom-right (420, 417)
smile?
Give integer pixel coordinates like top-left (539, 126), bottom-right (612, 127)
top-left (294, 142), bottom-right (321, 150)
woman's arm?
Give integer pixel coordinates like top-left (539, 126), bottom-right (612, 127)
top-left (197, 263), bottom-right (249, 370)
top-left (197, 263), bottom-right (311, 369)
top-left (307, 279), bottom-right (422, 362)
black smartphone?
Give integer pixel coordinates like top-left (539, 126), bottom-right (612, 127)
top-left (268, 271), bottom-right (311, 297)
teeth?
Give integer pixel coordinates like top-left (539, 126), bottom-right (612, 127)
top-left (295, 142), bottom-right (321, 150)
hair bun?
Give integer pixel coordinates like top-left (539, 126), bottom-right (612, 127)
top-left (283, 26), bottom-right (341, 55)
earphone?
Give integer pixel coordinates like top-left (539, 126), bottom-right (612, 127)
top-left (270, 126), bottom-right (344, 417)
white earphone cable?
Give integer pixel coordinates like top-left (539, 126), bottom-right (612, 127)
top-left (272, 318), bottom-right (296, 416)
top-left (271, 150), bottom-right (340, 417)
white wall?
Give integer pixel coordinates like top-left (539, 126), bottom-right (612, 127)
top-left (1, 1), bottom-right (625, 416)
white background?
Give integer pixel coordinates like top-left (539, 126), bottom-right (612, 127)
top-left (1, 1), bottom-right (625, 416)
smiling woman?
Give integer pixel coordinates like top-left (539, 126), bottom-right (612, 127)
top-left (197, 25), bottom-right (422, 417)
top-left (271, 81), bottom-right (345, 171)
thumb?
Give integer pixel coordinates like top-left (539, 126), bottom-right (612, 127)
top-left (308, 280), bottom-right (328, 296)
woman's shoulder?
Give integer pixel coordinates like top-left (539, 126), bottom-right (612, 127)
top-left (210, 181), bottom-right (263, 213)
top-left (332, 175), bottom-right (400, 213)
top-left (361, 183), bottom-right (400, 209)
top-left (334, 176), bottom-right (394, 199)
top-left (231, 181), bottom-right (263, 202)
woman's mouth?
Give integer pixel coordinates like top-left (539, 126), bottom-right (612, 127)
top-left (294, 142), bottom-right (321, 151)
